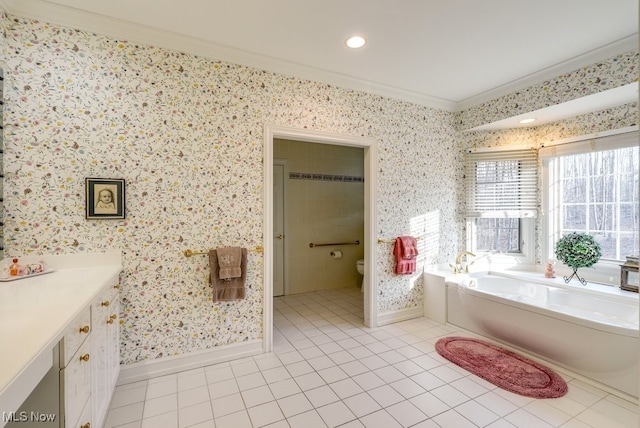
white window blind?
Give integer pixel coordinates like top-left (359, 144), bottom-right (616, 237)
top-left (466, 148), bottom-right (538, 218)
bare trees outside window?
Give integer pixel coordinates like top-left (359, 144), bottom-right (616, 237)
top-left (559, 146), bottom-right (639, 260)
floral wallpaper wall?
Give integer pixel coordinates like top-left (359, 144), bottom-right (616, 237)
top-left (1, 15), bottom-right (460, 364)
top-left (1, 13), bottom-right (636, 365)
top-left (458, 51), bottom-right (638, 130)
top-left (460, 50), bottom-right (637, 265)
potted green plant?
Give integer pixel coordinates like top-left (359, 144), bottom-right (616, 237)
top-left (555, 232), bottom-right (602, 285)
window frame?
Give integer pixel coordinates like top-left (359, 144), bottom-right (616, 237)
top-left (466, 217), bottom-right (535, 265)
top-left (541, 127), bottom-right (639, 283)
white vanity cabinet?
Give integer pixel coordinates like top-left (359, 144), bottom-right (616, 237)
top-left (63, 278), bottom-right (120, 428)
top-left (0, 254), bottom-right (122, 428)
top-left (91, 282), bottom-right (120, 428)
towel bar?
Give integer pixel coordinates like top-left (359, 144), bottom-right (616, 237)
top-left (309, 240), bottom-right (359, 248)
top-left (377, 237), bottom-right (423, 244)
top-left (184, 246), bottom-right (263, 257)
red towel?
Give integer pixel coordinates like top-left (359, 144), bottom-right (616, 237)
top-left (393, 236), bottom-right (418, 274)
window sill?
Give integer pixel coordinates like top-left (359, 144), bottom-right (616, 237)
top-left (549, 262), bottom-right (628, 288)
top-left (470, 257), bottom-right (628, 288)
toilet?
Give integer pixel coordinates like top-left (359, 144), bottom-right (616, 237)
top-left (356, 259), bottom-right (365, 290)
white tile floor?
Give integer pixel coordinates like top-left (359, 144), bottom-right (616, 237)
top-left (105, 287), bottom-right (638, 428)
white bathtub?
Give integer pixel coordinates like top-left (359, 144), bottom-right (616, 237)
top-left (445, 271), bottom-right (639, 398)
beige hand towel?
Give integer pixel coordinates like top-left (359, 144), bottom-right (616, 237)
top-left (216, 246), bottom-right (243, 279)
top-left (209, 248), bottom-right (247, 302)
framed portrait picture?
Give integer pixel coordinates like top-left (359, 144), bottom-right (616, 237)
top-left (85, 178), bottom-right (126, 220)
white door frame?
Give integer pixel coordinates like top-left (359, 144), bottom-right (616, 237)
top-left (263, 124), bottom-right (378, 353)
top-left (273, 159), bottom-right (288, 297)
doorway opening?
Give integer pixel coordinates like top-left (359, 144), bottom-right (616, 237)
top-left (263, 125), bottom-right (378, 353)
top-left (273, 140), bottom-right (364, 298)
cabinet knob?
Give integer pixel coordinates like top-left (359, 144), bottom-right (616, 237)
top-left (80, 354), bottom-right (90, 362)
top-left (113, 284), bottom-right (120, 289)
top-left (79, 325), bottom-right (90, 334)
top-left (101, 301), bottom-right (110, 307)
top-left (106, 318), bottom-right (114, 324)
top-left (110, 314), bottom-right (117, 320)
top-left (81, 423), bottom-right (91, 428)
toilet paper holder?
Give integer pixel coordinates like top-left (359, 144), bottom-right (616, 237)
top-left (330, 250), bottom-right (343, 259)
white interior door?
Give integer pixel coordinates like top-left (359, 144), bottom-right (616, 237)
top-left (273, 163), bottom-right (285, 296)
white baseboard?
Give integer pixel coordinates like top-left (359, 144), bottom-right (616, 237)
top-left (116, 339), bottom-right (264, 385)
top-left (377, 306), bottom-right (423, 326)
top-left (116, 306), bottom-right (422, 385)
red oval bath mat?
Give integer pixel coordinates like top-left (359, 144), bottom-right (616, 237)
top-left (435, 336), bottom-right (567, 398)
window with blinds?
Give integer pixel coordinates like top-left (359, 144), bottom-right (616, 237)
top-left (465, 148), bottom-right (538, 219)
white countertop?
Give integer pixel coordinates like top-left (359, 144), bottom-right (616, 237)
top-left (0, 252), bottom-right (122, 417)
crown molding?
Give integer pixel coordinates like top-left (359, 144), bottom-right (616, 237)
top-left (6, 0), bottom-right (638, 113)
top-left (0, 0), bottom-right (13, 14)
top-left (455, 35), bottom-right (639, 112)
top-left (8, 0), bottom-right (458, 111)
top-left (464, 82), bottom-right (638, 132)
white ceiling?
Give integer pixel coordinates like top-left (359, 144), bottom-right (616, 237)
top-left (4, 0), bottom-right (639, 114)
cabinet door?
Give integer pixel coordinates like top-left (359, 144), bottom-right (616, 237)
top-left (76, 397), bottom-right (92, 428)
top-left (107, 285), bottom-right (121, 391)
top-left (90, 288), bottom-right (110, 428)
top-left (60, 307), bottom-right (91, 368)
top-left (91, 282), bottom-right (120, 428)
top-left (61, 338), bottom-right (91, 428)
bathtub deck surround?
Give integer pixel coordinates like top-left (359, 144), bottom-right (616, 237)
top-left (426, 269), bottom-right (639, 399)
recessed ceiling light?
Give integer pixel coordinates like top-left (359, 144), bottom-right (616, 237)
top-left (519, 118), bottom-right (536, 124)
top-left (346, 35), bottom-right (366, 49)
